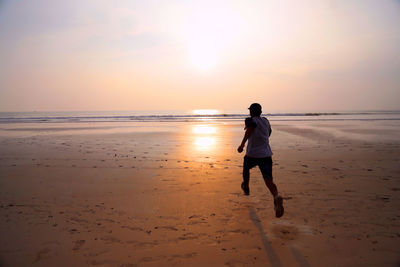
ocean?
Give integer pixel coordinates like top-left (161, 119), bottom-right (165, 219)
top-left (0, 110), bottom-right (399, 124)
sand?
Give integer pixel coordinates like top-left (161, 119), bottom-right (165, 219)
top-left (0, 120), bottom-right (399, 266)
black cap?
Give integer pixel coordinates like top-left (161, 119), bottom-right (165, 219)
top-left (248, 103), bottom-right (262, 112)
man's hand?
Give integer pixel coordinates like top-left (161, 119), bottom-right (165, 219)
top-left (238, 127), bottom-right (253, 153)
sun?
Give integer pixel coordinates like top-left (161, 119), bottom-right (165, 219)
top-left (183, 4), bottom-right (243, 71)
top-left (188, 42), bottom-right (218, 70)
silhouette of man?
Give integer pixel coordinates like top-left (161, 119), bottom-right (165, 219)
top-left (237, 103), bottom-right (284, 218)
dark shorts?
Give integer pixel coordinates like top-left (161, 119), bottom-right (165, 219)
top-left (243, 156), bottom-right (273, 180)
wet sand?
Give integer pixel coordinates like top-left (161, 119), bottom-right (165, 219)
top-left (0, 120), bottom-right (399, 266)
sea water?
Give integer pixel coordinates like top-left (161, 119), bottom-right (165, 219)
top-left (0, 110), bottom-right (399, 124)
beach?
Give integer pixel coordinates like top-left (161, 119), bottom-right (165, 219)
top-left (0, 118), bottom-right (399, 266)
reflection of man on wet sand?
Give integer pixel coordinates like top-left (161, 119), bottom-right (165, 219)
top-left (237, 103), bottom-right (284, 218)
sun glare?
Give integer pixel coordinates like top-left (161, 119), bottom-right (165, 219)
top-left (183, 3), bottom-right (244, 71)
top-left (188, 42), bottom-right (218, 70)
top-left (193, 109), bottom-right (218, 115)
top-left (192, 124), bottom-right (217, 151)
top-left (193, 125), bottom-right (217, 134)
top-left (195, 137), bottom-right (216, 150)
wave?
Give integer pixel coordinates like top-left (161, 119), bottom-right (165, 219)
top-left (0, 110), bottom-right (399, 123)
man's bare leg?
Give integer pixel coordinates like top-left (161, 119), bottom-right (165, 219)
top-left (241, 168), bottom-right (250, 195)
top-left (263, 178), bottom-right (278, 197)
top-left (264, 178), bottom-right (284, 218)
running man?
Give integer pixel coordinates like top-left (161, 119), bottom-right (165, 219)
top-left (237, 103), bottom-right (284, 218)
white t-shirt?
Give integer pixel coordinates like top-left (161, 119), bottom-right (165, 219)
top-left (245, 116), bottom-right (273, 158)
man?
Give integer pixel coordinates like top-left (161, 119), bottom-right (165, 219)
top-left (237, 103), bottom-right (284, 218)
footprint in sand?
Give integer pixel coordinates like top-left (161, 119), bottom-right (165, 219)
top-left (225, 259), bottom-right (246, 267)
top-left (72, 240), bottom-right (85, 251)
top-left (100, 236), bottom-right (123, 244)
top-left (121, 225), bottom-right (145, 232)
top-left (33, 248), bottom-right (51, 263)
top-left (271, 225), bottom-right (299, 241)
top-left (167, 253), bottom-right (197, 262)
top-left (155, 226), bottom-right (178, 231)
top-left (376, 195), bottom-right (390, 202)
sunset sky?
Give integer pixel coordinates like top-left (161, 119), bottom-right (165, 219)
top-left (0, 0), bottom-right (399, 112)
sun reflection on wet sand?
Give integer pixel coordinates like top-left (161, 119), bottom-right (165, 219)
top-left (192, 125), bottom-right (216, 134)
top-left (192, 125), bottom-right (217, 151)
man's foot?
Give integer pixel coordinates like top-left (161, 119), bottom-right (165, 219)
top-left (274, 196), bottom-right (284, 218)
top-left (241, 182), bottom-right (250, 195)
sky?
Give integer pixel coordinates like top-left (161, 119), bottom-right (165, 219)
top-left (0, 0), bottom-right (399, 112)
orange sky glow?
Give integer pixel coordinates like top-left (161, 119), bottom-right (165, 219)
top-left (0, 0), bottom-right (399, 112)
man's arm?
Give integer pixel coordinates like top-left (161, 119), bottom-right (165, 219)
top-left (237, 127), bottom-right (254, 153)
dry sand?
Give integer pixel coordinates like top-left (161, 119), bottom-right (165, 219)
top-left (0, 120), bottom-right (399, 266)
